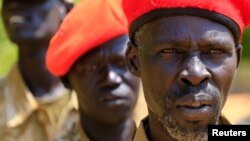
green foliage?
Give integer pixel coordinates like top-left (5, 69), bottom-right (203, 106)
top-left (74, 0), bottom-right (80, 4)
top-left (242, 27), bottom-right (250, 59)
top-left (0, 0), bottom-right (17, 78)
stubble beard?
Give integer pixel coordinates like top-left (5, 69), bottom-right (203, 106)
top-left (156, 88), bottom-right (221, 141)
top-left (157, 111), bottom-right (219, 141)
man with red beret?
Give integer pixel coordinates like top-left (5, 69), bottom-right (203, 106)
top-left (123, 0), bottom-right (250, 141)
top-left (0, 0), bottom-right (76, 140)
top-left (46, 0), bottom-right (140, 141)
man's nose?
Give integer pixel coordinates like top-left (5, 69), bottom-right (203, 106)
top-left (178, 56), bottom-right (211, 86)
top-left (107, 70), bottom-right (122, 83)
top-left (101, 65), bottom-right (122, 86)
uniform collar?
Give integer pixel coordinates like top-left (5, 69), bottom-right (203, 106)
top-left (5, 65), bottom-right (39, 128)
top-left (5, 65), bottom-right (74, 128)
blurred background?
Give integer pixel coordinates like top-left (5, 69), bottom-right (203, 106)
top-left (0, 0), bottom-right (249, 124)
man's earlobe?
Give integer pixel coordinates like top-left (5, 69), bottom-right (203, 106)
top-left (125, 42), bottom-right (140, 77)
top-left (236, 44), bottom-right (242, 68)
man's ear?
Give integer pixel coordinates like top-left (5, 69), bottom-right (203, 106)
top-left (125, 41), bottom-right (140, 77)
top-left (236, 44), bottom-right (242, 68)
top-left (60, 75), bottom-right (72, 89)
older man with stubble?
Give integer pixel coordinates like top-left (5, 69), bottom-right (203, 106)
top-left (122, 0), bottom-right (250, 141)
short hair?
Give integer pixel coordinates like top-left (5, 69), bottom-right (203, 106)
top-left (134, 18), bottom-right (160, 47)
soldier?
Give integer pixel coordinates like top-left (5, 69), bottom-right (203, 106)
top-left (46, 0), bottom-right (140, 140)
top-left (0, 0), bottom-right (76, 140)
top-left (123, 0), bottom-right (250, 141)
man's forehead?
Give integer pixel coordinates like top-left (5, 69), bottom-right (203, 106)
top-left (154, 16), bottom-right (231, 32)
top-left (139, 16), bottom-right (235, 49)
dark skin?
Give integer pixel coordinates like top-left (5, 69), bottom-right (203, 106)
top-left (126, 16), bottom-right (241, 141)
top-left (1, 0), bottom-right (70, 97)
top-left (65, 35), bottom-right (140, 141)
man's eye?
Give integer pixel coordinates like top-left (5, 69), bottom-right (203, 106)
top-left (208, 49), bottom-right (226, 54)
top-left (118, 60), bottom-right (125, 66)
top-left (90, 65), bottom-right (97, 70)
top-left (162, 49), bottom-right (175, 53)
top-left (82, 65), bottom-right (97, 71)
top-left (112, 60), bottom-right (126, 69)
top-left (161, 49), bottom-right (182, 54)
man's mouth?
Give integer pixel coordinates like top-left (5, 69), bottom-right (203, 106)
top-left (99, 83), bottom-right (132, 108)
top-left (175, 94), bottom-right (213, 121)
top-left (101, 94), bottom-right (128, 107)
top-left (177, 104), bottom-right (212, 121)
top-left (103, 95), bottom-right (124, 101)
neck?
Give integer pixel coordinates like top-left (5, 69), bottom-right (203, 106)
top-left (148, 111), bottom-right (177, 141)
top-left (80, 113), bottom-right (136, 141)
top-left (17, 41), bottom-right (65, 99)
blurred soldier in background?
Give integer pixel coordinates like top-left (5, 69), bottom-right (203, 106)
top-left (46, 0), bottom-right (140, 140)
top-left (0, 0), bottom-right (76, 140)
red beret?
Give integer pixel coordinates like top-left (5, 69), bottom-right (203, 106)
top-left (46, 0), bottom-right (127, 76)
top-left (123, 0), bottom-right (250, 42)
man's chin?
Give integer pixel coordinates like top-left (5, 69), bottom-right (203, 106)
top-left (166, 121), bottom-right (207, 141)
top-left (10, 37), bottom-right (38, 44)
top-left (159, 114), bottom-right (220, 141)
top-left (168, 127), bottom-right (207, 141)
top-left (9, 34), bottom-right (50, 44)
top-left (98, 113), bottom-right (131, 125)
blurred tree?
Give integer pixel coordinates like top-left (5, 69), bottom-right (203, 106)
top-left (75, 0), bottom-right (80, 4)
top-left (0, 0), bottom-right (17, 78)
top-left (242, 27), bottom-right (250, 59)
